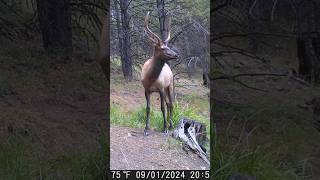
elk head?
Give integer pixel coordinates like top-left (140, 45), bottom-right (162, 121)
top-left (144, 12), bottom-right (178, 61)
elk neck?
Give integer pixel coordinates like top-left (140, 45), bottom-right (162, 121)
top-left (147, 48), bottom-right (167, 82)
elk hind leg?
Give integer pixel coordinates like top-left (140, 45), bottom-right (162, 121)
top-left (144, 91), bottom-right (151, 136)
top-left (159, 90), bottom-right (168, 133)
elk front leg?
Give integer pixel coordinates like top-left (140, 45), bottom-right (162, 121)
top-left (144, 91), bottom-right (151, 136)
top-left (166, 102), bottom-right (171, 130)
top-left (159, 90), bottom-right (168, 133)
top-left (167, 86), bottom-right (173, 130)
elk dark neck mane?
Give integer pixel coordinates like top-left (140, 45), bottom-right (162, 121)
top-left (149, 57), bottom-right (165, 80)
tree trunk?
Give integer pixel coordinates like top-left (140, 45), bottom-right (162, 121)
top-left (297, 0), bottom-right (320, 84)
top-left (36, 0), bottom-right (72, 52)
top-left (114, 0), bottom-right (123, 58)
top-left (246, 0), bottom-right (260, 53)
top-left (156, 0), bottom-right (170, 66)
top-left (202, 57), bottom-right (210, 88)
top-left (156, 0), bottom-right (168, 42)
top-left (119, 0), bottom-right (132, 81)
top-left (97, 13), bottom-right (109, 80)
top-left (297, 37), bottom-right (320, 84)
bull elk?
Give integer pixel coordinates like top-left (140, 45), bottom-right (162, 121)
top-left (141, 12), bottom-right (179, 136)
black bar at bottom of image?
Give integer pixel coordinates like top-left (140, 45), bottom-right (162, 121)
top-left (110, 170), bottom-right (210, 179)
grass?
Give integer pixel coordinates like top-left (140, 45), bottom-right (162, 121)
top-left (161, 138), bottom-right (183, 151)
top-left (211, 121), bottom-right (297, 180)
top-left (0, 132), bottom-right (108, 180)
top-left (0, 135), bottom-right (35, 179)
top-left (211, 127), bottom-right (298, 180)
top-left (111, 101), bottom-right (210, 137)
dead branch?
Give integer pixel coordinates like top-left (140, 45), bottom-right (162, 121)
top-left (212, 32), bottom-right (294, 41)
top-left (213, 73), bottom-right (288, 80)
top-left (214, 42), bottom-right (267, 63)
top-left (231, 78), bottom-right (269, 92)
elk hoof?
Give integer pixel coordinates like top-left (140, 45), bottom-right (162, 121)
top-left (144, 130), bottom-right (149, 136)
top-left (164, 129), bottom-right (169, 134)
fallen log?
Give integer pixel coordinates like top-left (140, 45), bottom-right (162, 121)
top-left (172, 118), bottom-right (210, 165)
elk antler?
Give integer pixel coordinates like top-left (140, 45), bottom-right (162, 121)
top-left (145, 11), bottom-right (161, 45)
top-left (164, 17), bottom-right (171, 45)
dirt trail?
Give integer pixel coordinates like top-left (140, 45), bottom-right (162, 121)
top-left (110, 126), bottom-right (209, 170)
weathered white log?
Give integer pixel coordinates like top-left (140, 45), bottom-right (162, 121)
top-left (187, 123), bottom-right (210, 165)
top-left (172, 118), bottom-right (210, 165)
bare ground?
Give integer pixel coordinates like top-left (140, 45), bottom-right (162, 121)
top-left (110, 126), bottom-right (209, 170)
